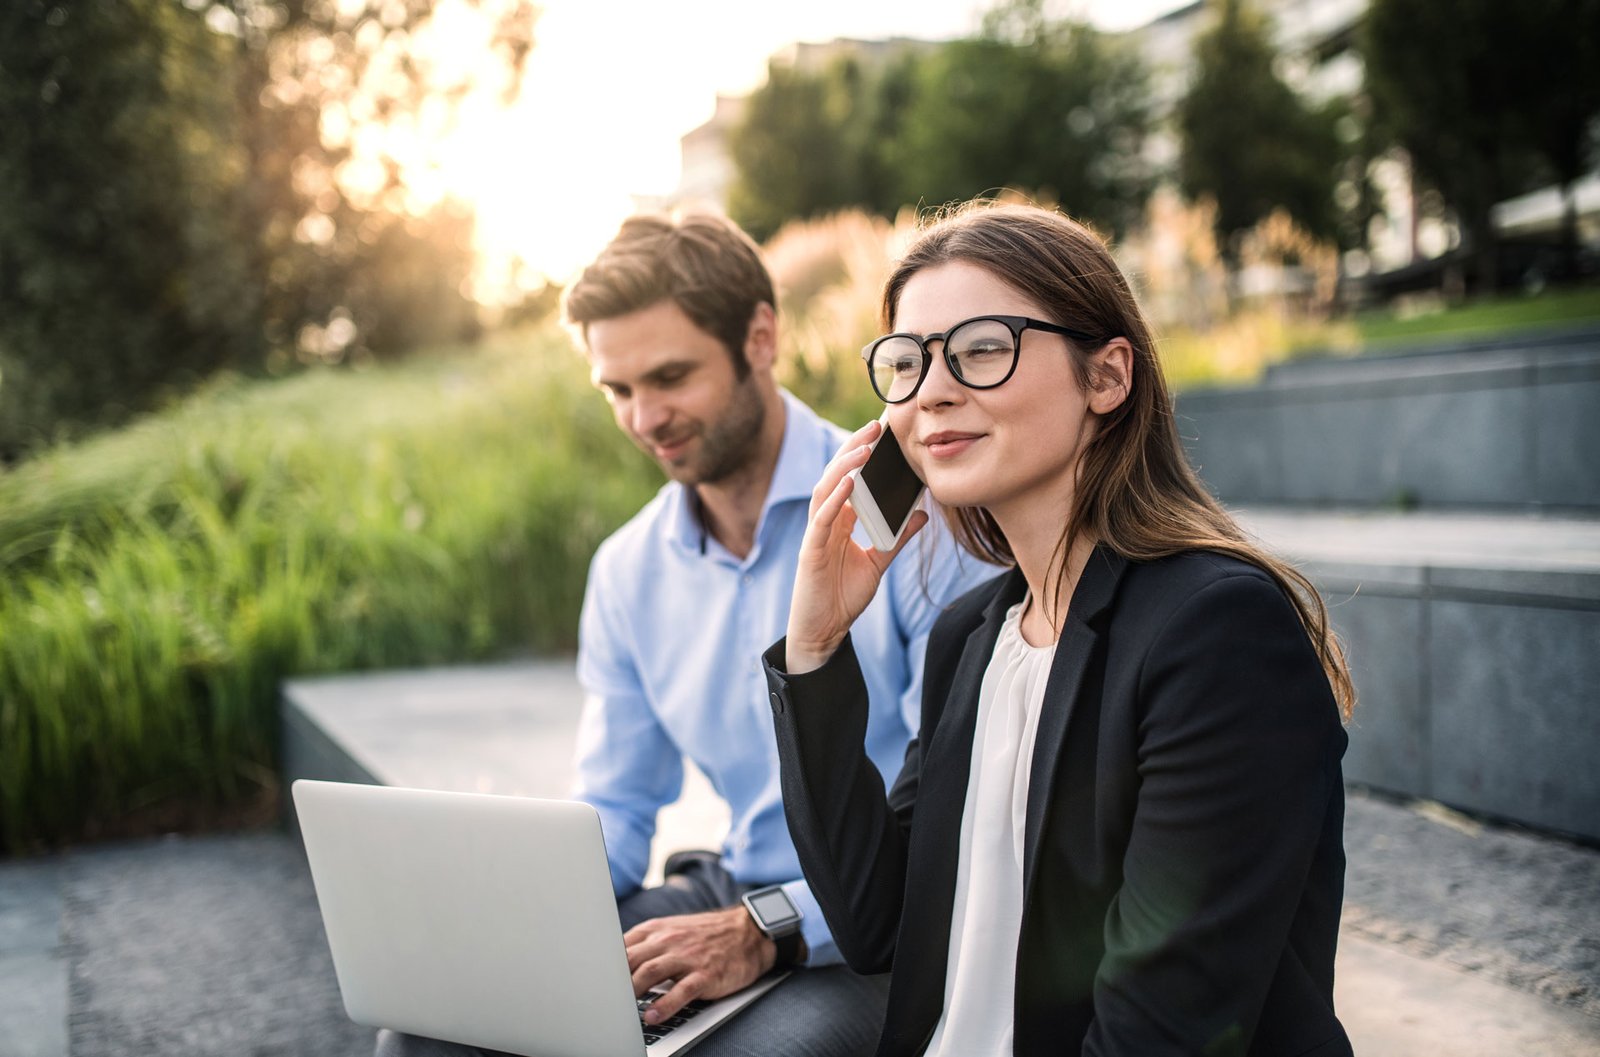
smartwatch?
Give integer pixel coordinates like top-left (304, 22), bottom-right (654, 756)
top-left (741, 885), bottom-right (805, 969)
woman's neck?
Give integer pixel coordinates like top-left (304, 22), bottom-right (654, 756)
top-left (994, 498), bottom-right (1098, 646)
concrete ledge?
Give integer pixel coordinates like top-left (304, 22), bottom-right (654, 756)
top-left (0, 859), bottom-right (66, 1057)
top-left (1177, 332), bottom-right (1600, 509)
top-left (1236, 508), bottom-right (1600, 841)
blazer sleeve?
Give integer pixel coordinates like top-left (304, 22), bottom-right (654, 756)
top-left (763, 634), bottom-right (920, 974)
top-left (1085, 572), bottom-right (1347, 1057)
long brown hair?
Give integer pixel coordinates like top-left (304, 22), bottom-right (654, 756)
top-left (884, 201), bottom-right (1354, 719)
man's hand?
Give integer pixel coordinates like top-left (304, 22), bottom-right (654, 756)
top-left (624, 906), bottom-right (776, 1025)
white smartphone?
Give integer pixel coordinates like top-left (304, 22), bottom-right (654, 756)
top-left (847, 413), bottom-right (926, 552)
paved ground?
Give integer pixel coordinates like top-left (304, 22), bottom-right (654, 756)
top-left (2, 787), bottom-right (1597, 1057)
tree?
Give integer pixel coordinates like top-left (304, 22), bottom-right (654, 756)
top-left (726, 2), bottom-right (1153, 242)
top-left (727, 57), bottom-right (867, 243)
top-left (1363, 0), bottom-right (1592, 292)
top-left (890, 1), bottom-right (1153, 236)
top-left (1502, 0), bottom-right (1600, 281)
top-left (0, 0), bottom-right (533, 459)
top-left (1176, 0), bottom-right (1345, 261)
top-left (0, 1), bottom-right (258, 455)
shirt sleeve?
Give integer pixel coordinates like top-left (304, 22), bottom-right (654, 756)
top-left (571, 545), bottom-right (685, 900)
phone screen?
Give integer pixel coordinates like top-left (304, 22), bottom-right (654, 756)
top-left (859, 422), bottom-right (924, 530)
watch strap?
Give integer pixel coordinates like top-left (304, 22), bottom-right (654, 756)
top-left (771, 928), bottom-right (803, 970)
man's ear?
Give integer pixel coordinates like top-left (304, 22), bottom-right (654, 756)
top-left (743, 302), bottom-right (778, 372)
top-left (1087, 337), bottom-right (1133, 415)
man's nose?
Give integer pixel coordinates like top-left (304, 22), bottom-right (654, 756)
top-left (630, 393), bottom-right (670, 436)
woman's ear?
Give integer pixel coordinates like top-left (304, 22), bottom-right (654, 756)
top-left (1087, 337), bottom-right (1133, 415)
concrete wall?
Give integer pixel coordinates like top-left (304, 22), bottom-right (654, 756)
top-left (1176, 330), bottom-right (1600, 511)
top-left (1306, 560), bottom-right (1600, 843)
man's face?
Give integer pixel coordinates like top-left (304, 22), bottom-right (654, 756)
top-left (587, 299), bottom-right (765, 486)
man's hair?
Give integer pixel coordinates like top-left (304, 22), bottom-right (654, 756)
top-left (564, 212), bottom-right (775, 378)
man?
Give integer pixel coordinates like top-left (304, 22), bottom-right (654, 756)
top-left (378, 212), bottom-right (989, 1057)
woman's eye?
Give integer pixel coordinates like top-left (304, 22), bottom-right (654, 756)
top-left (892, 357), bottom-right (921, 376)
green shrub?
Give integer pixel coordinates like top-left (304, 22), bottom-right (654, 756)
top-left (0, 327), bottom-right (659, 852)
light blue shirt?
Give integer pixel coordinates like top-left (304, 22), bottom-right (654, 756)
top-left (572, 391), bottom-right (995, 966)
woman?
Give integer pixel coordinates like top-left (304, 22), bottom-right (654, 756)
top-left (762, 202), bottom-right (1354, 1057)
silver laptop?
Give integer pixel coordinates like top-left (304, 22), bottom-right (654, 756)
top-left (292, 780), bottom-right (787, 1057)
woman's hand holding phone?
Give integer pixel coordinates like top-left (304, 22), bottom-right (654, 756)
top-left (785, 419), bottom-right (929, 675)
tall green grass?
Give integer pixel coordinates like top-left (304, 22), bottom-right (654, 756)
top-left (0, 328), bottom-right (661, 852)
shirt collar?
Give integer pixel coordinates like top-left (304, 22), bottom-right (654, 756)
top-left (666, 389), bottom-right (832, 558)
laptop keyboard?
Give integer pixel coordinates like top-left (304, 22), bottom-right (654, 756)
top-left (637, 990), bottom-right (714, 1046)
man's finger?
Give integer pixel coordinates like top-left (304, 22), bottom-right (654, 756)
top-left (641, 972), bottom-right (708, 1025)
top-left (630, 952), bottom-right (682, 998)
top-left (622, 926), bottom-right (670, 973)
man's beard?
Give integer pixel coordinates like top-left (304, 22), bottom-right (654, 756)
top-left (660, 375), bottom-right (766, 486)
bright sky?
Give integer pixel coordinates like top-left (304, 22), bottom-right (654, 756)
top-left (411, 0), bottom-right (1192, 298)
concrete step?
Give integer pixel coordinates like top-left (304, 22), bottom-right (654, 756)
top-left (1175, 327), bottom-right (1600, 510)
top-left (1234, 506), bottom-right (1600, 842)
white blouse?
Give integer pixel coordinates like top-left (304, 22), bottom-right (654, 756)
top-left (925, 598), bottom-right (1058, 1057)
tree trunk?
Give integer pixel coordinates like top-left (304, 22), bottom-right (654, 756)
top-left (1559, 180), bottom-right (1579, 283)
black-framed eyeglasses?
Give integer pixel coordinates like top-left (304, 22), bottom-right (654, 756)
top-left (861, 314), bottom-right (1100, 404)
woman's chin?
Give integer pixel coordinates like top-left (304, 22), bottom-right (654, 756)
top-left (925, 477), bottom-right (993, 511)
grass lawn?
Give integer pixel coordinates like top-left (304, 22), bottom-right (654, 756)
top-left (1352, 284), bottom-right (1600, 349)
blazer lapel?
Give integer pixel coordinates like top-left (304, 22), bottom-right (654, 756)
top-left (890, 569), bottom-right (1025, 1032)
top-left (1023, 547), bottom-right (1128, 894)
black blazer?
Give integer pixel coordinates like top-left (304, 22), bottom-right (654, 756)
top-left (763, 548), bottom-right (1351, 1057)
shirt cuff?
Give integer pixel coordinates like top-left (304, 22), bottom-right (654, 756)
top-left (782, 879), bottom-right (842, 967)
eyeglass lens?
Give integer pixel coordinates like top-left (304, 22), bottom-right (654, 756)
top-left (869, 318), bottom-right (1018, 402)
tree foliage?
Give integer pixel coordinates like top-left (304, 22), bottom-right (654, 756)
top-left (727, 0), bottom-right (1153, 242)
top-left (891, 0), bottom-right (1153, 234)
top-left (0, 0), bottom-right (534, 459)
top-left (1513, 0), bottom-right (1600, 278)
top-left (1364, 0), bottom-right (1600, 290)
top-left (727, 57), bottom-right (873, 243)
top-left (1176, 0), bottom-right (1344, 259)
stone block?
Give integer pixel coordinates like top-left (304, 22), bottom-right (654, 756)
top-left (1177, 391), bottom-right (1281, 503)
top-left (1330, 594), bottom-right (1430, 796)
top-left (1535, 371), bottom-right (1600, 509)
top-left (0, 950), bottom-right (67, 1057)
top-left (0, 861), bottom-right (60, 956)
top-left (1429, 601), bottom-right (1600, 841)
top-left (1273, 384), bottom-right (1534, 507)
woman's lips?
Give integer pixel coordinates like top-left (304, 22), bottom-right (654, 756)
top-left (923, 431), bottom-right (982, 459)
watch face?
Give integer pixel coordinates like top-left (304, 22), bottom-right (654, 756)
top-left (747, 888), bottom-right (801, 930)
